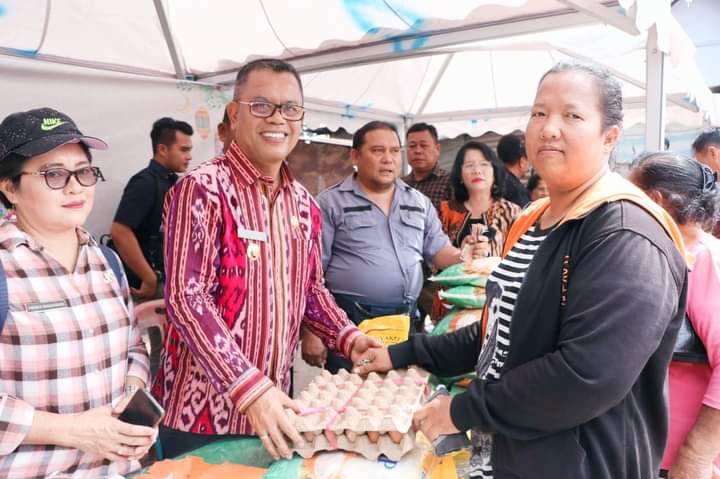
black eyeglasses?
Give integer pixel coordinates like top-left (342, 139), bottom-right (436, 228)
top-left (20, 166), bottom-right (105, 189)
top-left (235, 100), bottom-right (305, 121)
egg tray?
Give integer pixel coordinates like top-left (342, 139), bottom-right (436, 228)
top-left (286, 367), bottom-right (429, 461)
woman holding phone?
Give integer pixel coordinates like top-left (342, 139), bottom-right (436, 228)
top-left (0, 108), bottom-right (156, 478)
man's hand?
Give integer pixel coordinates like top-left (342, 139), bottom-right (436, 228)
top-left (131, 274), bottom-right (158, 300)
top-left (301, 328), bottom-right (327, 368)
top-left (352, 346), bottom-right (393, 375)
top-left (349, 334), bottom-right (383, 365)
top-left (412, 394), bottom-right (460, 442)
top-left (245, 387), bottom-right (305, 460)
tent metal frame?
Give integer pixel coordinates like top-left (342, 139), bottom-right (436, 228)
top-left (0, 0), bottom-right (700, 144)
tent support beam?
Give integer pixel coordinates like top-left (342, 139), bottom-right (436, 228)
top-left (415, 93), bottom-right (688, 124)
top-left (0, 49), bottom-right (176, 78)
top-left (153, 0), bottom-right (187, 80)
top-left (554, 48), bottom-right (695, 112)
top-left (416, 53), bottom-right (454, 116)
top-left (304, 97), bottom-right (403, 124)
top-left (555, 0), bottom-right (638, 35)
top-left (198, 3), bottom-right (621, 81)
top-left (645, 25), bottom-right (666, 151)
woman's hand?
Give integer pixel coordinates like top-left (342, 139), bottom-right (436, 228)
top-left (352, 346), bottom-right (393, 375)
top-left (460, 234), bottom-right (492, 259)
top-left (67, 405), bottom-right (157, 462)
top-left (668, 454), bottom-right (714, 479)
top-left (412, 395), bottom-right (460, 442)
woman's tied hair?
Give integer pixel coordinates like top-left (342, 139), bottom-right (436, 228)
top-left (700, 162), bottom-right (717, 193)
top-left (631, 151), bottom-right (719, 229)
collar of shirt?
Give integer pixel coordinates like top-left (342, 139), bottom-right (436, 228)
top-left (0, 220), bottom-right (95, 253)
top-left (405, 163), bottom-right (447, 183)
top-left (148, 159), bottom-right (179, 182)
top-left (428, 163), bottom-right (447, 178)
top-left (338, 173), bottom-right (412, 201)
top-left (225, 140), bottom-right (294, 191)
top-left (337, 173), bottom-right (413, 212)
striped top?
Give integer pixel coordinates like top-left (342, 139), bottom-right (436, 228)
top-left (471, 222), bottom-right (549, 478)
top-left (0, 221), bottom-right (149, 478)
top-left (153, 142), bottom-right (360, 436)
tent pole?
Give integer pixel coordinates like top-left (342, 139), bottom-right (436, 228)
top-left (153, 0), bottom-right (187, 80)
top-left (645, 25), bottom-right (666, 151)
top-left (401, 117), bottom-right (411, 176)
top-left (554, 47), bottom-right (693, 111)
top-left (416, 54), bottom-right (454, 115)
top-left (555, 0), bottom-right (638, 35)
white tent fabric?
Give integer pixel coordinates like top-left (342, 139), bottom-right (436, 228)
top-left (0, 0), bottom-right (716, 131)
top-left (0, 0), bottom-right (717, 237)
top-left (298, 21), bottom-right (713, 137)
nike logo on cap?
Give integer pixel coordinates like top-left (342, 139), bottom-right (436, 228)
top-left (40, 118), bottom-right (67, 131)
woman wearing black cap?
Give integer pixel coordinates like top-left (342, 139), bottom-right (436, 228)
top-left (0, 108), bottom-right (156, 477)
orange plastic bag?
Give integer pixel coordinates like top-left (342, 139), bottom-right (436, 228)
top-left (136, 455), bottom-right (266, 479)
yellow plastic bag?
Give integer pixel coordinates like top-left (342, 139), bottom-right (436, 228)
top-left (358, 314), bottom-right (410, 346)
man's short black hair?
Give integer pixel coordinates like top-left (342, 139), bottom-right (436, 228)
top-left (233, 58), bottom-right (304, 99)
top-left (352, 121), bottom-right (400, 150)
top-left (151, 117), bottom-right (193, 155)
top-left (406, 122), bottom-right (438, 143)
top-left (496, 133), bottom-right (526, 167)
top-left (691, 129), bottom-right (720, 153)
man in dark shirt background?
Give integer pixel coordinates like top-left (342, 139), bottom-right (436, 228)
top-left (692, 129), bottom-right (720, 238)
top-left (496, 133), bottom-right (531, 207)
top-left (402, 122), bottom-right (452, 211)
top-left (112, 117), bottom-right (193, 373)
top-left (113, 117), bottom-right (193, 297)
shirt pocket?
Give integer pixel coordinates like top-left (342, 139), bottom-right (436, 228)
top-left (399, 210), bottom-right (425, 257)
top-left (341, 214), bottom-right (376, 246)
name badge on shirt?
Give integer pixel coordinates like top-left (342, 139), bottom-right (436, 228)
top-left (237, 228), bottom-right (267, 242)
top-left (24, 300), bottom-right (68, 313)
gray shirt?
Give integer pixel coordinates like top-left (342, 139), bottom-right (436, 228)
top-left (317, 174), bottom-right (450, 305)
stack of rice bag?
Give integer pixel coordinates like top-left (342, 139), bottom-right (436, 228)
top-left (428, 257), bottom-right (501, 394)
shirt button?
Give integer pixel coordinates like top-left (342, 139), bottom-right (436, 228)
top-left (247, 243), bottom-right (260, 261)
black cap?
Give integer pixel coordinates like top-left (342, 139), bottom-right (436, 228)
top-left (0, 108), bottom-right (107, 162)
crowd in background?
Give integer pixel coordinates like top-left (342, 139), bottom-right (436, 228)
top-left (0, 58), bottom-right (718, 479)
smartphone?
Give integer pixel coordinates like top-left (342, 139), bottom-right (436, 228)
top-left (481, 226), bottom-right (497, 241)
top-left (118, 388), bottom-right (165, 428)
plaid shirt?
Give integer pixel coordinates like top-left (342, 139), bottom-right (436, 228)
top-left (402, 163), bottom-right (453, 212)
top-left (0, 221), bottom-right (150, 478)
top-left (153, 142), bottom-right (359, 436)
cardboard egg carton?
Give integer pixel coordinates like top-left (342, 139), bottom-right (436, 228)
top-left (286, 367), bottom-right (430, 461)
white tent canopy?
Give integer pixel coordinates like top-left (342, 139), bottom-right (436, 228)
top-left (0, 0), bottom-right (717, 236)
top-left (1, 0), bottom-right (717, 134)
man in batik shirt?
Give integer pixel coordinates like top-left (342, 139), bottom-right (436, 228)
top-left (153, 59), bottom-right (380, 460)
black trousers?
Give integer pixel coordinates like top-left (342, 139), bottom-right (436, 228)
top-left (158, 426), bottom-right (247, 459)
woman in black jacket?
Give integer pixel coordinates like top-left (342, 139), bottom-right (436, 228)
top-left (355, 62), bottom-right (689, 479)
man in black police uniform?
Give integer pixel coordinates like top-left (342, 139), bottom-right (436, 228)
top-left (111, 117), bottom-right (193, 373)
